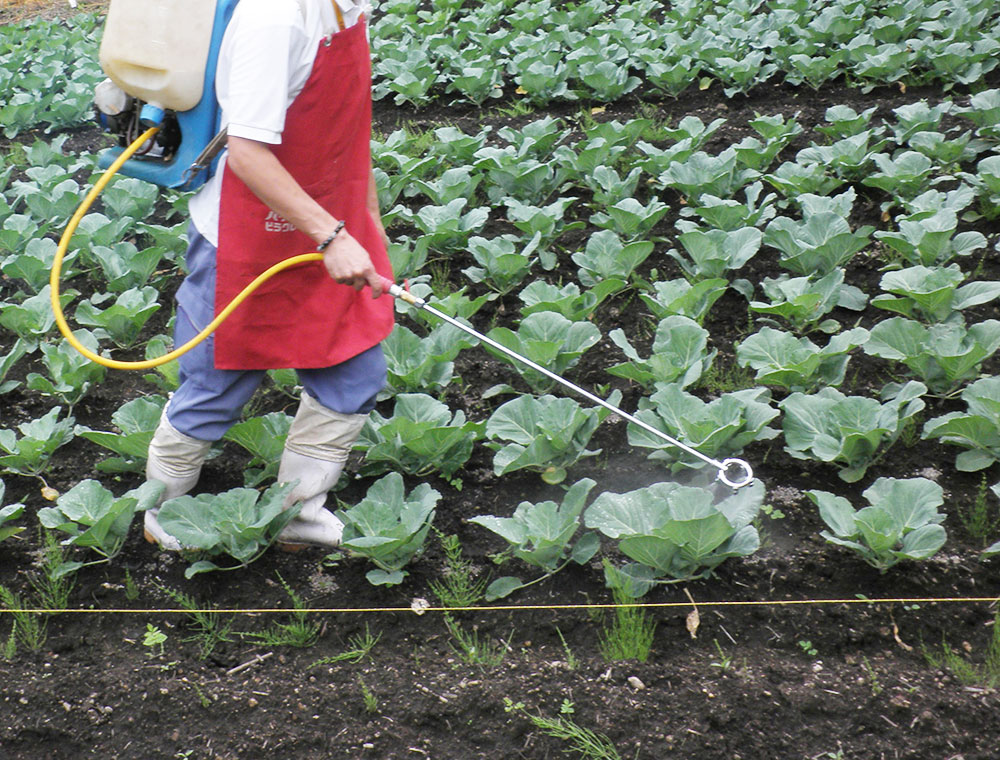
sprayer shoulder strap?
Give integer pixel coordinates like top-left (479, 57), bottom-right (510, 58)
top-left (331, 1), bottom-right (345, 31)
top-left (184, 126), bottom-right (229, 185)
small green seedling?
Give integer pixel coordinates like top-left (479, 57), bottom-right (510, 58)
top-left (143, 623), bottom-right (167, 657)
top-left (798, 640), bottom-right (818, 657)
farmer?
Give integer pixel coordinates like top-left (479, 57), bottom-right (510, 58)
top-left (143, 0), bottom-right (394, 551)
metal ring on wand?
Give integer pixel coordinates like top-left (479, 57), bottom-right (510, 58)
top-left (716, 458), bottom-right (754, 489)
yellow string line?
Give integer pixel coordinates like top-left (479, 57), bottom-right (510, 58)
top-left (4, 596), bottom-right (998, 616)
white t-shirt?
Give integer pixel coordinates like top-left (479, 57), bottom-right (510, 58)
top-left (188, 0), bottom-right (368, 246)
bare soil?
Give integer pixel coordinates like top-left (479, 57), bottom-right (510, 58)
top-left (2, 7), bottom-right (1000, 760)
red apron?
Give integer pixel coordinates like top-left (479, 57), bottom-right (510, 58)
top-left (214, 19), bottom-right (393, 370)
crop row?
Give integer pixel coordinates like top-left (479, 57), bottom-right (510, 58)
top-left (4, 0), bottom-right (1000, 138)
top-left (1, 11), bottom-right (1000, 599)
top-left (368, 0), bottom-right (1000, 104)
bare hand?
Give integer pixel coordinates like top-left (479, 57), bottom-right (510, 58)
top-left (322, 229), bottom-right (384, 298)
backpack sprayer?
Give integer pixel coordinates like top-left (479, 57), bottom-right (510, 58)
top-left (94, 0), bottom-right (240, 190)
top-left (50, 0), bottom-right (755, 489)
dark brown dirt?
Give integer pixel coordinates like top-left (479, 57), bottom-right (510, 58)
top-left (3, 8), bottom-right (1000, 760)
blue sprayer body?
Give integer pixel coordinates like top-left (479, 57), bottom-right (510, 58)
top-left (97, 0), bottom-right (240, 190)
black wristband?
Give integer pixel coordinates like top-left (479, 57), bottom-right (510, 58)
top-left (317, 220), bottom-right (346, 251)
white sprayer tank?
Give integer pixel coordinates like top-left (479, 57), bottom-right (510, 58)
top-left (99, 0), bottom-right (219, 112)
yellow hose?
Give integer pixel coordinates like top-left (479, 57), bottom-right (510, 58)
top-left (50, 127), bottom-right (324, 370)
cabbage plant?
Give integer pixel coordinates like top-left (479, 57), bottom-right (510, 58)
top-left (158, 483), bottom-right (300, 578)
top-left (763, 211), bottom-right (873, 276)
top-left (503, 196), bottom-right (580, 256)
top-left (736, 326), bottom-right (869, 392)
top-left (518, 280), bottom-right (618, 322)
top-left (484, 311), bottom-right (601, 394)
top-left (922, 376), bottom-right (1000, 472)
top-left (11, 175), bottom-right (81, 227)
top-left (474, 147), bottom-right (567, 204)
top-left (580, 165), bottom-right (643, 207)
top-left (905, 129), bottom-right (986, 170)
top-left (808, 477), bottom-right (946, 572)
top-left (815, 105), bottom-right (878, 140)
top-left (780, 381), bottom-right (926, 482)
top-left (0, 479), bottom-right (25, 543)
top-left (470, 478), bottom-right (600, 601)
top-left (100, 176), bottom-right (158, 222)
top-left (356, 393), bottom-right (483, 485)
top-left (657, 148), bottom-right (759, 203)
top-left (76, 395), bottom-right (168, 474)
top-left (763, 159), bottom-right (844, 198)
top-left (584, 479), bottom-right (765, 596)
top-left (795, 132), bottom-right (885, 181)
top-left (25, 329), bottom-right (107, 409)
top-left (223, 412), bottom-right (292, 487)
top-left (38, 479), bottom-right (164, 577)
top-left (554, 133), bottom-right (631, 182)
top-left (749, 270), bottom-right (867, 334)
top-left (381, 323), bottom-right (475, 396)
top-left (678, 182), bottom-right (777, 231)
top-left (411, 166), bottom-right (481, 206)
top-left (667, 225), bottom-right (762, 281)
top-left (731, 112), bottom-right (802, 172)
top-left (642, 53), bottom-right (702, 97)
top-left (872, 265), bottom-right (1000, 323)
top-left (863, 317), bottom-right (1000, 396)
top-left (87, 241), bottom-right (166, 294)
top-left (404, 198), bottom-right (490, 254)
top-left (638, 278), bottom-right (728, 324)
top-left (485, 393), bottom-right (619, 484)
top-left (73, 286), bottom-right (160, 349)
top-left (861, 151), bottom-right (937, 206)
top-left (393, 279), bottom-right (493, 330)
top-left (636, 118), bottom-right (726, 176)
top-left (462, 234), bottom-right (538, 295)
top-left (497, 116), bottom-right (567, 160)
top-left (956, 88), bottom-right (1000, 140)
top-left (711, 50), bottom-right (778, 97)
top-left (0, 406), bottom-right (75, 479)
top-left (875, 209), bottom-right (987, 267)
top-left (0, 285), bottom-right (71, 347)
top-left (590, 197), bottom-right (669, 241)
top-left (960, 154), bottom-right (1000, 220)
top-left (1, 215), bottom-right (47, 259)
top-left (628, 385), bottom-right (779, 472)
top-left (3, 237), bottom-right (81, 293)
top-left (576, 58), bottom-right (641, 101)
top-left (0, 339), bottom-right (28, 395)
top-left (334, 472), bottom-right (440, 587)
top-left (888, 101), bottom-right (953, 144)
top-left (607, 315), bottom-right (715, 391)
top-left (571, 229), bottom-right (654, 291)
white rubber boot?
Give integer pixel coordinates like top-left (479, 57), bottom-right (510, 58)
top-left (276, 392), bottom-right (367, 550)
top-left (144, 412), bottom-right (212, 551)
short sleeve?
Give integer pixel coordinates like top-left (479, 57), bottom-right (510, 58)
top-left (218, 0), bottom-right (304, 144)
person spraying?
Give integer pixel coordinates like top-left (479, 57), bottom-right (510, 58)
top-left (134, 0), bottom-right (393, 551)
